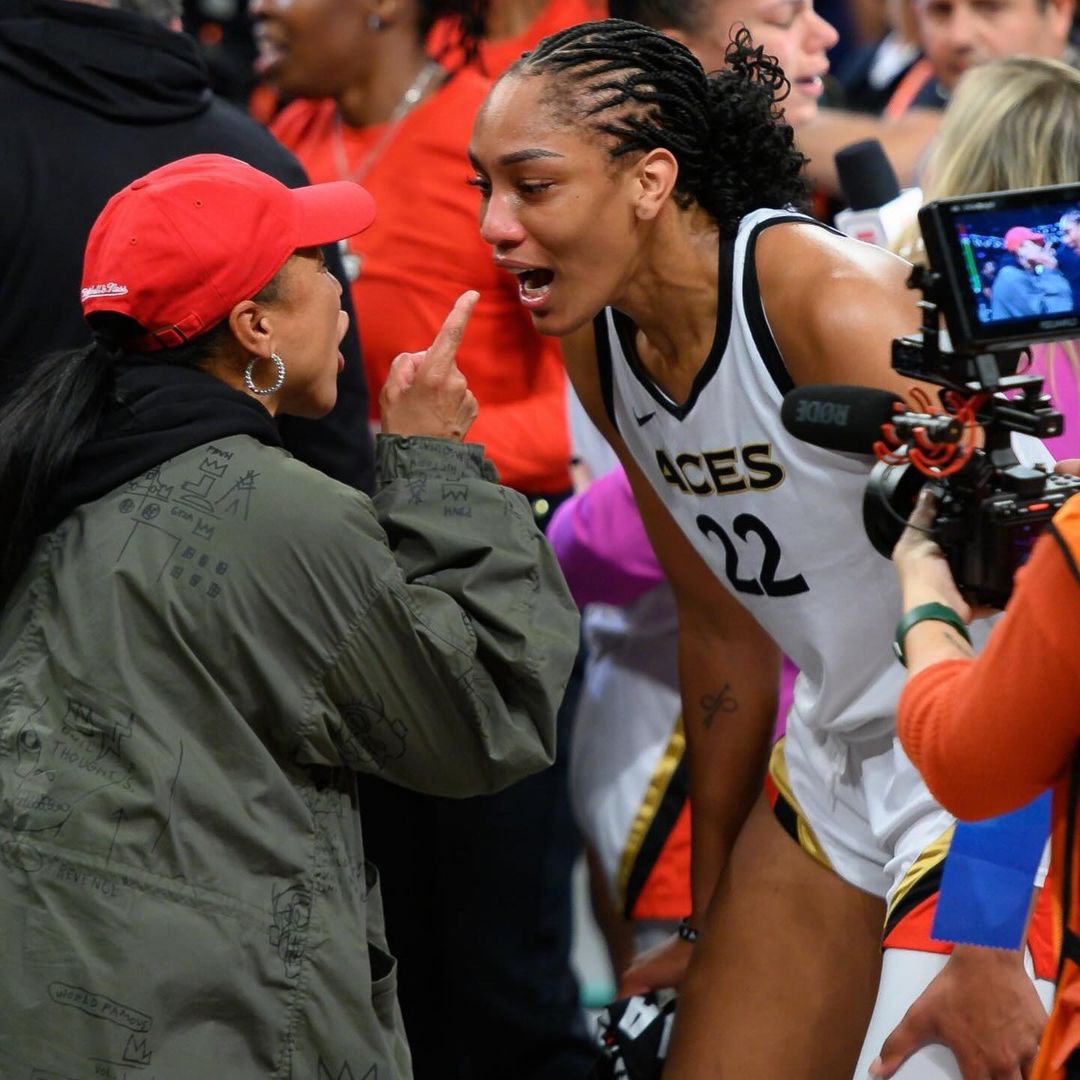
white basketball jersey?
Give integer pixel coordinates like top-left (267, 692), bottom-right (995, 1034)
top-left (597, 207), bottom-right (906, 738)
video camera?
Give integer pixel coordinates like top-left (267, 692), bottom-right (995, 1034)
top-left (784, 182), bottom-right (1080, 608)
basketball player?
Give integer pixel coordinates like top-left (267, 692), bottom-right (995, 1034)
top-left (468, 20), bottom-right (1052, 1080)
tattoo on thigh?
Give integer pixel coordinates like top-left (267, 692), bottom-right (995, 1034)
top-left (700, 684), bottom-right (738, 729)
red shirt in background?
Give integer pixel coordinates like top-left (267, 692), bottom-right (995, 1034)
top-left (429, 0), bottom-right (608, 78)
top-left (272, 70), bottom-right (570, 494)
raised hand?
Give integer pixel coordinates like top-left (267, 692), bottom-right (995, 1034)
top-left (379, 291), bottom-right (480, 442)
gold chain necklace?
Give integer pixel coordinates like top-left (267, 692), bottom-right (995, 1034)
top-left (333, 59), bottom-right (444, 281)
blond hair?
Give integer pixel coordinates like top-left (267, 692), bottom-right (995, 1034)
top-left (897, 56), bottom-right (1080, 262)
top-left (927, 57), bottom-right (1080, 197)
top-left (897, 56), bottom-right (1080, 394)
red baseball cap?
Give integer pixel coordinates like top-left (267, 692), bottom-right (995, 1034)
top-left (1003, 226), bottom-right (1046, 253)
top-left (81, 154), bottom-right (376, 351)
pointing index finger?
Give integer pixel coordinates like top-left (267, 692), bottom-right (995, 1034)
top-left (426, 291), bottom-right (479, 372)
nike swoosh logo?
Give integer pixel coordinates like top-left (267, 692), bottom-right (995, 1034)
top-left (634, 411), bottom-right (656, 427)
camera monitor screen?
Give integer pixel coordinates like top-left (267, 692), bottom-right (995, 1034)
top-left (919, 183), bottom-right (1080, 352)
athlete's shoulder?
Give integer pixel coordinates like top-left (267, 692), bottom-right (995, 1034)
top-left (753, 222), bottom-right (919, 387)
top-left (754, 215), bottom-right (906, 283)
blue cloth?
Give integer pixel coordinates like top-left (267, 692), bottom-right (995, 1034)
top-left (933, 794), bottom-right (1051, 950)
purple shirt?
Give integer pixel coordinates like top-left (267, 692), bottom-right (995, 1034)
top-left (548, 467), bottom-right (665, 609)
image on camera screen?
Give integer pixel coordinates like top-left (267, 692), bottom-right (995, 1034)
top-left (950, 199), bottom-right (1080, 327)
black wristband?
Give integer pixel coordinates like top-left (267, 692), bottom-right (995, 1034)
top-left (677, 918), bottom-right (699, 944)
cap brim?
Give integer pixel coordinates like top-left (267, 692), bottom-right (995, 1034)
top-left (293, 181), bottom-right (376, 246)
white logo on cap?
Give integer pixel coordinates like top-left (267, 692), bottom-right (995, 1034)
top-left (81, 282), bottom-right (129, 301)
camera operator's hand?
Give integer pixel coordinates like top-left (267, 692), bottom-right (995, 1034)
top-left (380, 291), bottom-right (479, 441)
top-left (1055, 459), bottom-right (1080, 478)
top-left (892, 488), bottom-right (972, 622)
top-left (869, 945), bottom-right (1046, 1080)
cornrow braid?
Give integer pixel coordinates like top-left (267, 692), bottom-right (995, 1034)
top-left (510, 19), bottom-right (809, 236)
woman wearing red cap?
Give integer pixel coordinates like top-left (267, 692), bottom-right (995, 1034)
top-left (0, 154), bottom-right (578, 1080)
top-left (992, 226), bottom-right (1075, 320)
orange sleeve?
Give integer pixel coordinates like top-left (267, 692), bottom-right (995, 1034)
top-left (898, 519), bottom-right (1080, 821)
top-left (464, 336), bottom-right (570, 494)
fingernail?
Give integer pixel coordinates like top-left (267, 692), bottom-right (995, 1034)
top-left (868, 1058), bottom-right (883, 1078)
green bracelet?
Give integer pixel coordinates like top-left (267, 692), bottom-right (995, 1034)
top-left (893, 602), bottom-right (972, 667)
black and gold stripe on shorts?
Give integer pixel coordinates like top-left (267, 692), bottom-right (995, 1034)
top-left (617, 716), bottom-right (690, 919)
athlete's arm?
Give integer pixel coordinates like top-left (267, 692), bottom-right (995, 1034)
top-left (621, 451), bottom-right (782, 922)
top-left (562, 325), bottom-right (781, 925)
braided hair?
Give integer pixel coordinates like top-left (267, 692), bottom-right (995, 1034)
top-left (509, 19), bottom-right (809, 236)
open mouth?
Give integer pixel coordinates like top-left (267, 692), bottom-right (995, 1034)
top-left (252, 27), bottom-right (287, 77)
top-left (514, 268), bottom-right (555, 307)
top-left (792, 75), bottom-right (825, 98)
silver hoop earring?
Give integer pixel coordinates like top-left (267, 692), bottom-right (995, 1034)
top-left (367, 12), bottom-right (384, 29)
top-left (244, 353), bottom-right (286, 396)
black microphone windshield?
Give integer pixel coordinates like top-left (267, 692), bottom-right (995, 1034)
top-left (781, 385), bottom-right (905, 455)
top-left (835, 139), bottom-right (901, 211)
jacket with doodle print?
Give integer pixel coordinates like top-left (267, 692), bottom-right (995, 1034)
top-left (0, 433), bottom-right (578, 1080)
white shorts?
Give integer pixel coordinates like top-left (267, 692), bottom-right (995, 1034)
top-left (772, 715), bottom-right (1049, 918)
top-left (773, 717), bottom-right (954, 911)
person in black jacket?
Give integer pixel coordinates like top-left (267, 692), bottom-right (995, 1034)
top-left (0, 0), bottom-right (373, 490)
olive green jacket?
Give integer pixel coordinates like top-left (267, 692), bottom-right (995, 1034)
top-left (0, 434), bottom-right (578, 1079)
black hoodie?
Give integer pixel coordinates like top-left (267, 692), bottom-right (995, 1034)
top-left (0, 0), bottom-right (373, 490)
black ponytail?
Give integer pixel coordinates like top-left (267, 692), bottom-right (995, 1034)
top-left (0, 263), bottom-right (292, 605)
top-left (698, 29), bottom-right (810, 231)
top-left (0, 340), bottom-right (118, 606)
top-left (0, 316), bottom-right (233, 607)
top-left (511, 19), bottom-right (809, 236)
